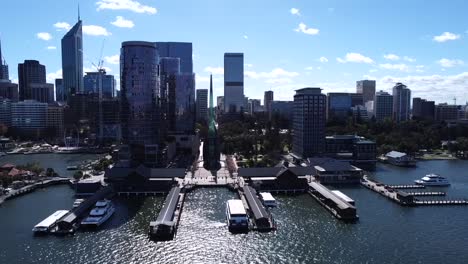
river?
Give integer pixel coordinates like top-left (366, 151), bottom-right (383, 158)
top-left (1, 158), bottom-right (468, 263)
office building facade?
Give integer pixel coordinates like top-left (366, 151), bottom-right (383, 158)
top-left (0, 39), bottom-right (9, 80)
top-left (11, 100), bottom-right (47, 136)
top-left (30, 83), bottom-right (54, 103)
top-left (83, 70), bottom-right (116, 98)
top-left (55, 79), bottom-right (65, 102)
top-left (327, 93), bottom-right (352, 120)
top-left (61, 19), bottom-right (83, 101)
top-left (356, 80), bottom-right (376, 103)
top-left (155, 42), bottom-right (192, 73)
top-left (196, 89), bottom-right (208, 122)
top-left (224, 53), bottom-right (244, 113)
top-left (412, 98), bottom-right (435, 120)
top-left (435, 103), bottom-right (459, 122)
top-left (292, 88), bottom-right (326, 158)
top-left (173, 73), bottom-right (195, 134)
top-left (0, 81), bottom-right (18, 102)
top-left (264, 90), bottom-right (274, 114)
top-left (374, 91), bottom-right (393, 121)
top-left (392, 83), bottom-right (411, 123)
top-left (46, 103), bottom-right (65, 139)
top-left (18, 60), bottom-right (46, 101)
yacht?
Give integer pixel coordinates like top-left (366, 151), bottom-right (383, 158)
top-left (414, 174), bottom-right (450, 186)
top-left (81, 200), bottom-right (115, 227)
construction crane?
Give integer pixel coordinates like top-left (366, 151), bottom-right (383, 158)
top-left (453, 97), bottom-right (457, 106)
top-left (92, 39), bottom-right (106, 72)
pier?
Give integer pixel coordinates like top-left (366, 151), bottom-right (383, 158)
top-left (149, 186), bottom-right (185, 241)
top-left (242, 186), bottom-right (275, 231)
top-left (386, 184), bottom-right (425, 189)
top-left (407, 192), bottom-right (446, 196)
top-left (1, 177), bottom-right (71, 205)
top-left (307, 182), bottom-right (358, 221)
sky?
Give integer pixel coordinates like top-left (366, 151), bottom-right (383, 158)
top-left (1, 0), bottom-right (468, 104)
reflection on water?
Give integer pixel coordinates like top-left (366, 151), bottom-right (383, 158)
top-left (1, 161), bottom-right (468, 263)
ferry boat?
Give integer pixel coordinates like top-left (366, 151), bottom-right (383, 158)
top-left (32, 210), bottom-right (69, 235)
top-left (226, 199), bottom-right (248, 232)
top-left (81, 200), bottom-right (115, 227)
top-left (259, 192), bottom-right (277, 207)
top-left (414, 174), bottom-right (450, 186)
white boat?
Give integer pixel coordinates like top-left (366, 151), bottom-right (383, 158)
top-left (32, 210), bottom-right (69, 235)
top-left (66, 165), bottom-right (78, 170)
top-left (81, 200), bottom-right (115, 227)
top-left (259, 192), bottom-right (277, 207)
top-left (331, 190), bottom-right (355, 206)
top-left (73, 198), bottom-right (85, 208)
top-left (414, 174), bottom-right (450, 186)
top-left (226, 199), bottom-right (248, 232)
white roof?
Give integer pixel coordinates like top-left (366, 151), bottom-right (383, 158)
top-left (34, 210), bottom-right (69, 228)
top-left (331, 190), bottom-right (354, 203)
top-left (386, 151), bottom-right (407, 158)
top-left (227, 199), bottom-right (246, 215)
top-left (260, 192), bottom-right (275, 202)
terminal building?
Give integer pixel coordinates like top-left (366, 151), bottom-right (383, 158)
top-left (324, 135), bottom-right (377, 169)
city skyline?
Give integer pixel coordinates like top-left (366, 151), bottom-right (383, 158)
top-left (1, 0), bottom-right (468, 103)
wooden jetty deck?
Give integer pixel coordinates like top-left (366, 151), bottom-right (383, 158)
top-left (414, 200), bottom-right (468, 206)
top-left (407, 192), bottom-right (446, 196)
top-left (387, 184), bottom-right (425, 189)
top-left (308, 182), bottom-right (358, 221)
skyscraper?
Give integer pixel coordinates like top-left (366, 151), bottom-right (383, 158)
top-left (224, 53), bottom-right (244, 113)
top-left (392, 83), bottom-right (411, 123)
top-left (173, 73), bottom-right (196, 134)
top-left (374, 91), bottom-right (393, 121)
top-left (120, 41), bottom-right (160, 166)
top-left (264, 90), bottom-right (274, 114)
top-left (55, 79), bottom-right (65, 102)
top-left (356, 80), bottom-right (376, 103)
top-left (0, 38), bottom-right (9, 80)
top-left (327, 93), bottom-right (352, 120)
top-left (61, 18), bottom-right (83, 101)
top-left (196, 89), bottom-right (208, 122)
top-left (83, 70), bottom-right (116, 98)
top-left (0, 81), bottom-right (18, 102)
top-left (412, 97), bottom-right (435, 120)
top-left (18, 60), bottom-right (46, 101)
top-left (155, 42), bottom-right (193, 73)
top-left (292, 88), bottom-right (326, 158)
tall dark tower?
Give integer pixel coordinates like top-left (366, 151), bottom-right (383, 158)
top-left (203, 74), bottom-right (220, 170)
top-left (0, 37), bottom-right (9, 80)
top-left (61, 15), bottom-right (83, 101)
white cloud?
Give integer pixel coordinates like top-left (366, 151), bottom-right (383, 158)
top-left (46, 46), bottom-right (57, 50)
top-left (243, 35), bottom-right (248, 39)
top-left (433, 32), bottom-right (460, 42)
top-left (318, 56), bottom-right (328, 63)
top-left (54, 22), bottom-right (71, 31)
top-left (294, 23), bottom-right (319, 35)
top-left (369, 69), bottom-right (378, 73)
top-left (104, 54), bottom-right (120, 65)
top-left (244, 64), bottom-right (253, 68)
top-left (383, 54), bottom-right (400, 61)
top-left (111, 16), bottom-right (134, 28)
top-left (403, 56), bottom-right (416, 62)
top-left (379, 63), bottom-right (410, 72)
top-left (305, 66), bottom-right (314, 71)
top-left (46, 69), bottom-right (62, 82)
top-left (204, 66), bottom-right (224, 75)
top-left (415, 65), bottom-right (425, 73)
top-left (245, 68), bottom-right (299, 79)
top-left (265, 78), bottom-right (293, 84)
top-left (328, 7), bottom-right (335, 12)
top-left (96, 0), bottom-right (157, 14)
top-left (83, 25), bottom-right (111, 36)
top-left (36, 32), bottom-right (52, 41)
top-left (290, 8), bottom-right (300, 16)
top-left (437, 58), bottom-right (464, 68)
top-left (337, 53), bottom-right (374, 64)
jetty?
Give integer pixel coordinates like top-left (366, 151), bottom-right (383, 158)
top-left (242, 186), bottom-right (275, 231)
top-left (308, 182), bottom-right (358, 221)
top-left (149, 186), bottom-right (185, 241)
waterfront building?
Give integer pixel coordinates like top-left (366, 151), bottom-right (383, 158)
top-left (0, 98), bottom-right (11, 126)
top-left (356, 80), bottom-right (376, 103)
top-left (11, 100), bottom-right (47, 138)
top-left (270, 100), bottom-right (294, 121)
top-left (374, 90), bottom-right (393, 121)
top-left (224, 53), bottom-right (244, 113)
top-left (308, 158), bottom-right (363, 184)
top-left (264, 90), bottom-right (274, 114)
top-left (46, 103), bottom-right (64, 139)
top-left (292, 88), bottom-right (326, 158)
top-left (55, 79), bottom-right (65, 102)
top-left (83, 70), bottom-right (116, 98)
top-left (435, 103), bottom-right (459, 122)
top-left (325, 135), bottom-right (376, 169)
top-left (238, 167), bottom-right (311, 191)
top-left (412, 98), bottom-right (435, 120)
top-left (196, 89), bottom-right (208, 122)
top-left (392, 83), bottom-right (411, 123)
top-left (385, 151), bottom-right (415, 167)
top-left (327, 93), bottom-right (352, 120)
top-left (0, 38), bottom-right (9, 80)
top-left (17, 60), bottom-right (46, 101)
top-left (155, 42), bottom-right (193, 73)
top-left (0, 80), bottom-right (18, 102)
top-left (120, 41), bottom-right (160, 167)
top-left (61, 18), bottom-right (83, 100)
top-left (30, 83), bottom-right (54, 103)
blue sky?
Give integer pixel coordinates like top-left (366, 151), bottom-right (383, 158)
top-left (1, 0), bottom-right (468, 104)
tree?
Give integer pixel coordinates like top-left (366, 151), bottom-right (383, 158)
top-left (73, 171), bottom-right (83, 181)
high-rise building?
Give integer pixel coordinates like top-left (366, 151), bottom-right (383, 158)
top-left (18, 60), bottom-right (46, 101)
top-left (0, 99), bottom-right (12, 126)
top-left (55, 79), bottom-right (64, 102)
top-left (435, 103), bottom-right (459, 122)
top-left (356, 80), bottom-right (376, 103)
top-left (0, 80), bottom-right (18, 102)
top-left (271, 101), bottom-right (294, 121)
top-left (224, 53), bottom-right (244, 113)
top-left (172, 73), bottom-right (195, 134)
top-left (155, 42), bottom-right (192, 73)
top-left (61, 18), bottom-right (83, 101)
top-left (120, 41), bottom-right (160, 167)
top-left (374, 90), bottom-right (393, 121)
top-left (292, 88), bottom-right (326, 158)
top-left (327, 93), bottom-right (352, 120)
top-left (412, 97), bottom-right (435, 120)
top-left (217, 96), bottom-right (224, 112)
top-left (87, 98), bottom-right (121, 143)
top-left (29, 83), bottom-right (54, 103)
top-left (196, 89), bottom-right (208, 122)
top-left (264, 90), bottom-right (274, 114)
top-left (11, 100), bottom-right (47, 137)
top-left (247, 99), bottom-right (261, 114)
top-left (46, 103), bottom-right (64, 139)
top-left (392, 83), bottom-right (411, 123)
top-left (0, 38), bottom-right (9, 80)
top-left (83, 70), bottom-right (116, 98)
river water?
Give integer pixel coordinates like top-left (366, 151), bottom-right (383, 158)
top-left (1, 158), bottom-right (468, 264)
